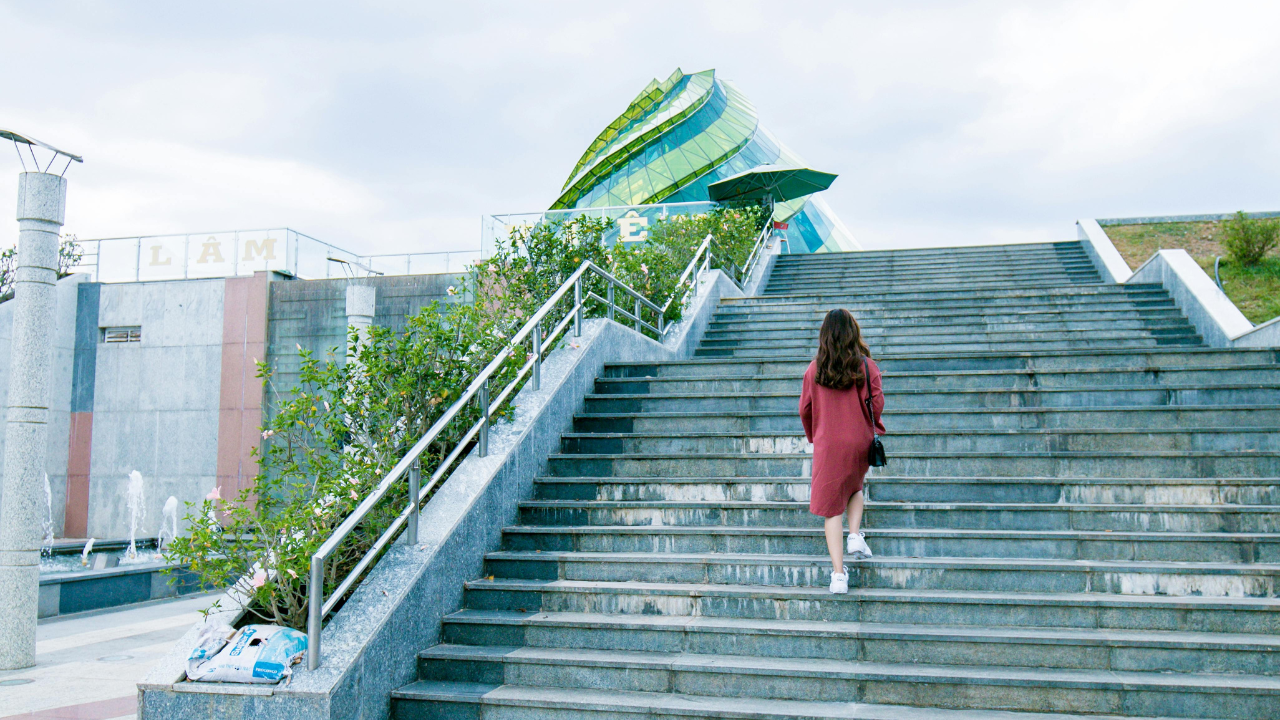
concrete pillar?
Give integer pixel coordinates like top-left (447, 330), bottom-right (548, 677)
top-left (345, 284), bottom-right (375, 356)
top-left (0, 172), bottom-right (65, 669)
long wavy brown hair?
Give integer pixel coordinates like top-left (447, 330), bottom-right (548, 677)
top-left (815, 309), bottom-right (871, 389)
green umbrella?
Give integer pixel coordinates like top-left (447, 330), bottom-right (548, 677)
top-left (707, 164), bottom-right (837, 204)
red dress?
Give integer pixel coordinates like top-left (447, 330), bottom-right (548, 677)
top-left (800, 358), bottom-right (886, 518)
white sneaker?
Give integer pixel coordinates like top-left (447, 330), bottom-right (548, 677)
top-left (847, 531), bottom-right (873, 559)
top-left (829, 566), bottom-right (849, 594)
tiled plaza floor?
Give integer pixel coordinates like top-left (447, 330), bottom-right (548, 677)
top-left (0, 592), bottom-right (219, 720)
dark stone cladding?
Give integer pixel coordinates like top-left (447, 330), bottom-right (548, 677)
top-left (265, 272), bottom-right (467, 402)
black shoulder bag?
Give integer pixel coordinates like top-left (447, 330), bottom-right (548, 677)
top-left (863, 356), bottom-right (887, 467)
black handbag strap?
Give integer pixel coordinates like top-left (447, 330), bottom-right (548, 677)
top-left (862, 356), bottom-right (878, 428)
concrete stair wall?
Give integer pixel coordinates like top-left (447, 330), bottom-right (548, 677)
top-left (393, 241), bottom-right (1280, 720)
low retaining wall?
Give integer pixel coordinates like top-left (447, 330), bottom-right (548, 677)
top-left (1076, 219), bottom-right (1279, 348)
top-left (39, 563), bottom-right (203, 618)
top-left (138, 270), bottom-right (743, 720)
top-left (1097, 211), bottom-right (1280, 226)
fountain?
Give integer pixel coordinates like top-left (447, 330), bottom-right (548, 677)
top-left (40, 473), bottom-right (54, 558)
top-left (157, 496), bottom-right (179, 555)
top-left (124, 471), bottom-right (145, 562)
top-left (80, 538), bottom-right (94, 567)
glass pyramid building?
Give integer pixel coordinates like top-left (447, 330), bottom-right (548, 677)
top-left (551, 68), bottom-right (858, 253)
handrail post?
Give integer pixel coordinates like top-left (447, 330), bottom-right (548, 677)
top-left (634, 297), bottom-right (641, 332)
top-left (478, 379), bottom-right (490, 457)
top-left (307, 556), bottom-right (323, 670)
top-left (573, 278), bottom-right (582, 337)
top-left (607, 282), bottom-right (615, 322)
top-left (407, 458), bottom-right (420, 546)
top-left (531, 324), bottom-right (542, 391)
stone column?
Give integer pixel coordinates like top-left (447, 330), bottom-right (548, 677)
top-left (0, 172), bottom-right (65, 669)
top-left (345, 284), bottom-right (376, 357)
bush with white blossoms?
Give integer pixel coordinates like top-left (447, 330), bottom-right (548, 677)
top-left (165, 204), bottom-right (765, 631)
top-left (164, 295), bottom-right (524, 630)
top-left (474, 205), bottom-right (767, 335)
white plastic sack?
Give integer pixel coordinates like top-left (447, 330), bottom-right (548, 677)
top-left (186, 624), bottom-right (308, 684)
top-left (186, 622), bottom-right (235, 677)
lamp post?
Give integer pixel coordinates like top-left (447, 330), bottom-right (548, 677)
top-left (0, 130), bottom-right (81, 670)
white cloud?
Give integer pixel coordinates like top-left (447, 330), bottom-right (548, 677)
top-left (0, 0), bottom-right (1278, 255)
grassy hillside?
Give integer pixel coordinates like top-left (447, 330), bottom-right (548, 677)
top-left (1104, 220), bottom-right (1280, 325)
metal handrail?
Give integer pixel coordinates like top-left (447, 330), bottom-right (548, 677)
top-left (305, 251), bottom-right (711, 669)
top-left (737, 223), bottom-right (772, 287)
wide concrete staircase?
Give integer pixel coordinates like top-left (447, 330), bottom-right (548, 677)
top-left (393, 241), bottom-right (1280, 719)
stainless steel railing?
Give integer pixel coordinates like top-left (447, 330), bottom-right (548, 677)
top-left (306, 235), bottom-right (716, 669)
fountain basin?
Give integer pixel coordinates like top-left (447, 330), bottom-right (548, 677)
top-left (39, 538), bottom-right (207, 617)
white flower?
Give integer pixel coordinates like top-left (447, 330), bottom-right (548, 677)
top-left (446, 286), bottom-right (458, 295)
top-left (262, 429), bottom-right (275, 440)
top-left (640, 264), bottom-right (649, 274)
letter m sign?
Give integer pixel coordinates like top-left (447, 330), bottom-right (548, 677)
top-left (242, 237), bottom-right (278, 262)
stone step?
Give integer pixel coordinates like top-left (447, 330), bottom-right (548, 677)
top-left (583, 385), bottom-right (1280, 412)
top-left (411, 644), bottom-right (1280, 718)
top-left (437, 609), bottom-right (1280, 676)
top-left (762, 262), bottom-right (1095, 281)
top-left (534, 475), bottom-right (1280, 506)
top-left (392, 681), bottom-right (1195, 720)
top-left (723, 284), bottom-right (1168, 306)
top-left (603, 348), bottom-right (1280, 376)
top-left (559, 428), bottom-right (1280, 454)
top-left (771, 248), bottom-right (1092, 270)
top-left (593, 365), bottom-right (1280, 393)
top-left (762, 279), bottom-right (1104, 295)
top-left (546, 452), bottom-right (1280, 479)
top-left (714, 301), bottom-right (1179, 324)
top-left (750, 285), bottom-right (1158, 303)
top-left (574, 406), bottom-right (1280, 433)
top-left (762, 257), bottom-right (1095, 274)
top-left (697, 329), bottom-right (1202, 350)
top-left (772, 241), bottom-right (1085, 261)
top-left (708, 308), bottom-right (1188, 331)
top-left (762, 276), bottom-right (1103, 294)
top-left (703, 320), bottom-right (1197, 342)
top-left (763, 270), bottom-right (1101, 288)
top-left (716, 309), bottom-right (1190, 326)
top-left (482, 551), bottom-right (1280, 598)
top-left (516, 499), bottom-right (1280, 533)
top-left (694, 338), bottom-right (1204, 359)
top-left (501, 525), bottom-right (1280, 563)
top-left (773, 242), bottom-right (1089, 262)
top-left (463, 578), bottom-right (1280, 634)
top-left (769, 253), bottom-right (1096, 270)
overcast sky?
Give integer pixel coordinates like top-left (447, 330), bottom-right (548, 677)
top-left (2, 1), bottom-right (1278, 255)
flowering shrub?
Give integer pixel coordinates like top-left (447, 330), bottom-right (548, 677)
top-left (475, 205), bottom-right (768, 333)
top-left (164, 297), bottom-right (524, 629)
top-left (165, 203), bottom-right (766, 630)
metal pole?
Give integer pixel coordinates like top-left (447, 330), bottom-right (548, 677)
top-left (573, 278), bottom-right (582, 337)
top-left (307, 557), bottom-right (323, 670)
top-left (478, 379), bottom-right (490, 457)
top-left (407, 459), bottom-right (420, 546)
top-left (634, 297), bottom-right (641, 332)
top-left (531, 324), bottom-right (542, 391)
top-left (607, 282), bottom-right (615, 322)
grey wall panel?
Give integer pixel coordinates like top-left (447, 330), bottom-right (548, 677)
top-left (87, 279), bottom-right (225, 540)
top-left (265, 272), bottom-right (464, 397)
